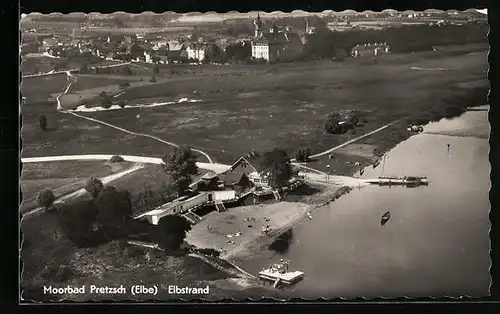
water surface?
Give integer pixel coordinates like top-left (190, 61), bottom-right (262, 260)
top-left (232, 107), bottom-right (491, 298)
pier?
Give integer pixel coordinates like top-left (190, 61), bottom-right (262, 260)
top-left (364, 176), bottom-right (429, 186)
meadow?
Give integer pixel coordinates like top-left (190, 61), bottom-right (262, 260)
top-left (21, 43), bottom-right (488, 167)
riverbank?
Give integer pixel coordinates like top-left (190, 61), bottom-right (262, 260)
top-left (185, 183), bottom-right (353, 263)
top-left (303, 84), bottom-right (489, 175)
top-left (241, 107), bottom-right (490, 298)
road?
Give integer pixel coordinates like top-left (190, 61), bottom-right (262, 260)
top-left (23, 164), bottom-right (145, 218)
top-left (54, 70), bottom-right (215, 163)
top-left (22, 154), bottom-right (369, 188)
top-left (21, 154), bottom-right (231, 174)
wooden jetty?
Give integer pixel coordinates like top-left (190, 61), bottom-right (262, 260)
top-left (365, 176), bottom-right (429, 186)
top-left (258, 260), bottom-right (304, 287)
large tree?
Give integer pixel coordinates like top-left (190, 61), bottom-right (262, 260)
top-left (156, 215), bottom-right (192, 250)
top-left (161, 146), bottom-right (198, 196)
top-left (36, 188), bottom-right (56, 212)
top-left (95, 186), bottom-right (133, 238)
top-left (324, 112), bottom-right (343, 134)
top-left (259, 148), bottom-right (293, 188)
top-left (85, 176), bottom-right (104, 199)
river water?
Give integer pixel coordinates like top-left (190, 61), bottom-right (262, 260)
top-left (222, 106), bottom-right (491, 299)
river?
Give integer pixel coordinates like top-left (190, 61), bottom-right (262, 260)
top-left (218, 106), bottom-right (491, 299)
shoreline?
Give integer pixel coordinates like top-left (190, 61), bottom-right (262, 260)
top-left (188, 95), bottom-right (489, 280)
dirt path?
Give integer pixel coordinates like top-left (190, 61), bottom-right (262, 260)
top-left (22, 164), bottom-right (144, 218)
top-left (21, 155), bottom-right (231, 174)
top-left (306, 118), bottom-right (407, 160)
top-left (54, 70), bottom-right (215, 163)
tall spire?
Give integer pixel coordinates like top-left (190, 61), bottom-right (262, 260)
top-left (254, 12), bottom-right (263, 38)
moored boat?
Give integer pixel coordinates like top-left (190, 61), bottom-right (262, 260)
top-left (258, 260), bottom-right (304, 287)
top-left (369, 176), bottom-right (429, 186)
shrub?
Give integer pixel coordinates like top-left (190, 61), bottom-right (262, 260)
top-left (36, 189), bottom-right (56, 212)
top-left (38, 115), bottom-right (48, 131)
top-left (150, 76), bottom-right (157, 83)
top-left (324, 112), bottom-right (342, 134)
top-left (153, 65), bottom-right (160, 75)
top-left (157, 215), bottom-right (192, 250)
top-left (347, 110), bottom-right (364, 126)
top-left (95, 186), bottom-right (133, 237)
top-left (295, 148), bottom-right (311, 162)
top-left (118, 102), bottom-right (126, 108)
top-left (85, 176), bottom-right (104, 199)
top-left (126, 244), bottom-right (145, 257)
top-left (57, 199), bottom-right (102, 247)
top-left (55, 265), bottom-right (76, 282)
top-left (119, 82), bottom-right (130, 89)
top-left (109, 155), bottom-right (124, 163)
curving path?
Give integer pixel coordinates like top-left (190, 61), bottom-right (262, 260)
top-left (54, 70), bottom-right (214, 163)
top-left (21, 154), bottom-right (231, 174)
top-left (290, 117), bottom-right (407, 163)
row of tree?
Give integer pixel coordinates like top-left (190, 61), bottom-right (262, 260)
top-left (303, 22), bottom-right (487, 60)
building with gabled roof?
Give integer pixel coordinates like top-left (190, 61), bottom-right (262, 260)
top-left (250, 15), bottom-right (304, 62)
top-left (220, 156), bottom-right (270, 188)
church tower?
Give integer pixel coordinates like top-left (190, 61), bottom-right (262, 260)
top-left (253, 13), bottom-right (263, 38)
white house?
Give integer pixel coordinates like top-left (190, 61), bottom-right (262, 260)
top-left (248, 171), bottom-right (270, 187)
top-left (251, 41), bottom-right (270, 60)
top-left (186, 46), bottom-right (206, 61)
top-left (143, 51), bottom-right (152, 63)
top-left (212, 190), bottom-right (236, 201)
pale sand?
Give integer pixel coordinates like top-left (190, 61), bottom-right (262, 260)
top-left (185, 202), bottom-right (311, 260)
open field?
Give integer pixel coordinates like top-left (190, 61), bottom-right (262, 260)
top-left (21, 57), bottom-right (63, 75)
top-left (57, 44), bottom-right (488, 164)
top-left (20, 160), bottom-right (135, 212)
top-left (21, 74), bottom-right (69, 103)
top-left (21, 103), bottom-right (182, 158)
top-left (21, 72), bottom-right (137, 105)
top-left (21, 43), bottom-right (488, 168)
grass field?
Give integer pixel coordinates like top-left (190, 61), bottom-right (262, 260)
top-left (21, 43), bottom-right (488, 167)
top-left (81, 44), bottom-right (489, 164)
top-left (20, 160), bottom-right (135, 212)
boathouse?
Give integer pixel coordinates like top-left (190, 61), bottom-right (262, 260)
top-left (220, 156), bottom-right (270, 188)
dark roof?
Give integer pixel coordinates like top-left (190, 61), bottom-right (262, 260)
top-left (221, 172), bottom-right (247, 186)
top-left (226, 156), bottom-right (259, 173)
top-left (254, 31), bottom-right (303, 45)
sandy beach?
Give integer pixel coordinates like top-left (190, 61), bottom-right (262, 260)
top-left (185, 202), bottom-right (312, 260)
